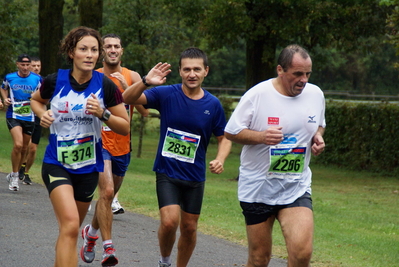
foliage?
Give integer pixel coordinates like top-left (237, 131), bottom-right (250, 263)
top-left (0, 0), bottom-right (38, 76)
top-left (79, 0), bottom-right (103, 30)
top-left (314, 101), bottom-right (399, 176)
top-left (101, 0), bottom-right (198, 81)
top-left (168, 0), bottom-right (393, 89)
top-left (2, 0), bottom-right (399, 94)
top-left (311, 43), bottom-right (399, 94)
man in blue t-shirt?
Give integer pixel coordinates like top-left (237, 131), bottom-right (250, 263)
top-left (1, 54), bottom-right (42, 191)
top-left (123, 48), bottom-right (232, 267)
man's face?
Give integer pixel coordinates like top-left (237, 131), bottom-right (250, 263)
top-left (16, 58), bottom-right (31, 77)
top-left (103, 37), bottom-right (123, 66)
top-left (30, 60), bottom-right (41, 74)
top-left (179, 58), bottom-right (209, 91)
top-left (277, 53), bottom-right (312, 97)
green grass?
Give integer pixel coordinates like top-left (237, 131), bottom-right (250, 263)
top-left (1, 110), bottom-right (399, 267)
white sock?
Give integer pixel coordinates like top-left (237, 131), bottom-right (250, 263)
top-left (103, 239), bottom-right (112, 247)
top-left (160, 256), bottom-right (171, 264)
top-left (88, 225), bottom-right (98, 237)
top-left (12, 172), bottom-right (19, 177)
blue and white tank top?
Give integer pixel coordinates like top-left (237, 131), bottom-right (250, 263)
top-left (43, 69), bottom-right (105, 174)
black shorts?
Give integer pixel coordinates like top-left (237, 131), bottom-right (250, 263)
top-left (240, 193), bottom-right (313, 225)
top-left (31, 116), bottom-right (42, 145)
top-left (41, 163), bottom-right (99, 202)
top-left (156, 172), bottom-right (205, 214)
top-left (6, 118), bottom-right (35, 136)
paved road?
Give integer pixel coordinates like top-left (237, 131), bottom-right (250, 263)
top-left (0, 172), bottom-right (287, 267)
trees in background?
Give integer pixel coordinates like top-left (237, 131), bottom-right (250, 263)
top-left (0, 0), bottom-right (37, 75)
top-left (1, 0), bottom-right (399, 95)
top-left (169, 0), bottom-right (392, 89)
top-left (39, 0), bottom-right (65, 76)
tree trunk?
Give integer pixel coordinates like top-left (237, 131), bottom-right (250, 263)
top-left (245, 37), bottom-right (277, 90)
top-left (38, 0), bottom-right (64, 76)
top-left (136, 115), bottom-right (146, 158)
top-left (79, 0), bottom-right (103, 31)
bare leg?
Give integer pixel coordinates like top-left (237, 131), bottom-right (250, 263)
top-left (50, 184), bottom-right (90, 267)
top-left (92, 160), bottom-right (114, 241)
top-left (158, 205), bottom-right (180, 260)
top-left (25, 142), bottom-right (38, 173)
top-left (176, 210), bottom-right (200, 267)
top-left (245, 216), bottom-right (275, 267)
top-left (277, 207), bottom-right (314, 267)
top-left (9, 127), bottom-right (30, 173)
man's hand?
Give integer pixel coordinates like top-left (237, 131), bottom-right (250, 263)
top-left (311, 133), bottom-right (325, 156)
top-left (145, 62), bottom-right (172, 86)
top-left (110, 72), bottom-right (128, 89)
top-left (209, 159), bottom-right (224, 174)
top-left (263, 126), bottom-right (284, 145)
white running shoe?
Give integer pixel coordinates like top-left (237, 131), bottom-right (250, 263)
top-left (112, 199), bottom-right (125, 214)
top-left (158, 261), bottom-right (171, 267)
top-left (7, 173), bottom-right (19, 191)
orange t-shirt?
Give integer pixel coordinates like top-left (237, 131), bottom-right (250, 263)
top-left (97, 67), bottom-right (134, 156)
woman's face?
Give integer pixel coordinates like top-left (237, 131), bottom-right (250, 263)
top-left (69, 35), bottom-right (99, 74)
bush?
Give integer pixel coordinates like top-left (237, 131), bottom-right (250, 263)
top-left (314, 100), bottom-right (399, 176)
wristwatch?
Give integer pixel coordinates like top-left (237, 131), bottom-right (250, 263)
top-left (100, 109), bottom-right (111, 121)
top-left (142, 75), bottom-right (150, 87)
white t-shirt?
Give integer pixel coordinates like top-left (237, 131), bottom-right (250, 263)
top-left (225, 79), bottom-right (326, 205)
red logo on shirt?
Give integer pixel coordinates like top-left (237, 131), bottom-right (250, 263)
top-left (58, 101), bottom-right (69, 113)
top-left (268, 117), bottom-right (279, 125)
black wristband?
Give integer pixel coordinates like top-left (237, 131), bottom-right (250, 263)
top-left (142, 75), bottom-right (150, 87)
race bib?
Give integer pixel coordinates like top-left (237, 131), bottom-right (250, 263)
top-left (161, 127), bottom-right (201, 163)
top-left (13, 101), bottom-right (31, 116)
top-left (267, 144), bottom-right (307, 179)
top-left (57, 133), bottom-right (96, 169)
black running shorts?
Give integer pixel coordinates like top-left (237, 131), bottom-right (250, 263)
top-left (156, 172), bottom-right (205, 215)
top-left (6, 118), bottom-right (35, 136)
top-left (240, 192), bottom-right (313, 225)
top-left (42, 163), bottom-right (99, 202)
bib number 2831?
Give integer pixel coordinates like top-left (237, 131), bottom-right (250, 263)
top-left (162, 128), bottom-right (200, 164)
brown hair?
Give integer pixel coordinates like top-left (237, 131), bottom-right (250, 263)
top-left (60, 26), bottom-right (103, 65)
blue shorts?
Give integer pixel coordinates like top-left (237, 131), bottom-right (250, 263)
top-left (101, 148), bottom-right (131, 177)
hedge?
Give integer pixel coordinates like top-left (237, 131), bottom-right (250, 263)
top-left (313, 100), bottom-right (399, 176)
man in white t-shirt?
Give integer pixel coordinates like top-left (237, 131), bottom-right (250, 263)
top-left (225, 44), bottom-right (326, 267)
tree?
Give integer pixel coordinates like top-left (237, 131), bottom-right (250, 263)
top-left (39, 0), bottom-right (65, 76)
top-left (79, 0), bottom-right (103, 30)
top-left (0, 0), bottom-right (36, 76)
top-left (170, 0), bottom-right (392, 89)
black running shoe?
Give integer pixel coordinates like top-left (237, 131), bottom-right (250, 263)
top-left (19, 166), bottom-right (25, 180)
top-left (23, 174), bottom-right (32, 185)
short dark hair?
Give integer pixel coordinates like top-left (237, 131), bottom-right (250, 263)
top-left (31, 56), bottom-right (40, 62)
top-left (102, 33), bottom-right (123, 47)
top-left (277, 44), bottom-right (310, 72)
top-left (60, 26), bottom-right (103, 65)
top-left (179, 47), bottom-right (208, 68)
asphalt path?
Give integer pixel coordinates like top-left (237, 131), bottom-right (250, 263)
top-left (0, 172), bottom-right (287, 267)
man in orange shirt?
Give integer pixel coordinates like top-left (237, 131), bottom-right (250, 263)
top-left (80, 33), bottom-right (148, 266)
